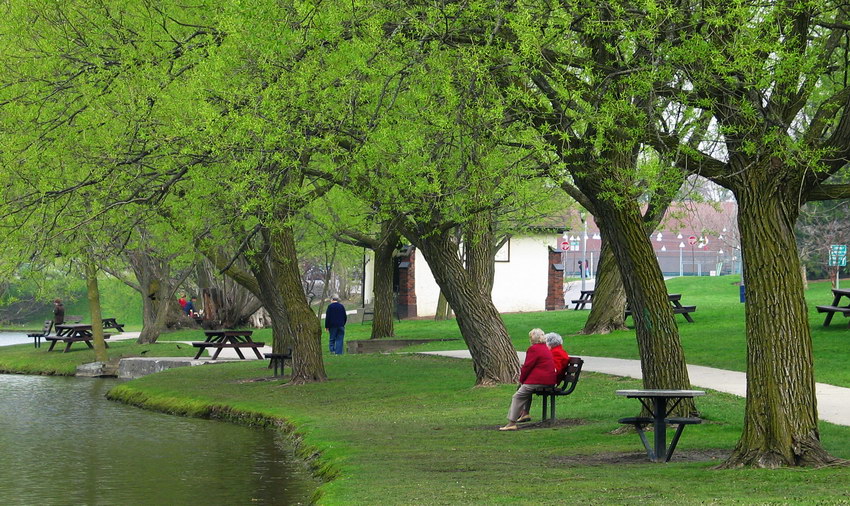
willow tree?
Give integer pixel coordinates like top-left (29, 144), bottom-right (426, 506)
top-left (650, 0), bottom-right (850, 467)
top-left (337, 39), bottom-right (568, 384)
top-left (398, 1), bottom-right (701, 400)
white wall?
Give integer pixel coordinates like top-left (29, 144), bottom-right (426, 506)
top-left (362, 233), bottom-right (559, 316)
top-left (415, 233), bottom-right (558, 316)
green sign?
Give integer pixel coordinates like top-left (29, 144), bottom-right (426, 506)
top-left (830, 244), bottom-right (847, 267)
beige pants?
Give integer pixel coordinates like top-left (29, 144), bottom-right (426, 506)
top-left (507, 384), bottom-right (548, 422)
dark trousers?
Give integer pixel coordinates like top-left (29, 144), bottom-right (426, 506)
top-left (328, 327), bottom-right (345, 355)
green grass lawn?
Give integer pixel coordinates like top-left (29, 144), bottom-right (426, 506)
top-left (5, 274), bottom-right (850, 503)
top-left (107, 353), bottom-right (850, 505)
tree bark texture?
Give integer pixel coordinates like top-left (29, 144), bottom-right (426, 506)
top-left (370, 227), bottom-right (399, 338)
top-left (408, 229), bottom-right (519, 385)
top-left (270, 224), bottom-right (327, 384)
top-left (126, 250), bottom-right (184, 344)
top-left (85, 260), bottom-right (108, 362)
top-left (580, 240), bottom-right (627, 334)
top-left (721, 171), bottom-right (836, 468)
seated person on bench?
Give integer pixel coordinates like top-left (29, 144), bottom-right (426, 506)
top-left (499, 328), bottom-right (556, 431)
top-left (516, 332), bottom-right (571, 423)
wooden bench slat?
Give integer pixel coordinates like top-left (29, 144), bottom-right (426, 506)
top-left (192, 342), bottom-right (265, 348)
top-left (816, 305), bottom-right (850, 314)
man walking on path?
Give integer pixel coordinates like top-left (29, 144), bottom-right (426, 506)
top-left (325, 296), bottom-right (347, 355)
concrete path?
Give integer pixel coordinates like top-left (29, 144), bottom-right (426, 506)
top-left (418, 351), bottom-right (850, 427)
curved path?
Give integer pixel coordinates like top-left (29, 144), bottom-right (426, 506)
top-left (418, 351), bottom-right (850, 427)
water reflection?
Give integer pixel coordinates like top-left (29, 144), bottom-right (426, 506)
top-left (0, 374), bottom-right (316, 505)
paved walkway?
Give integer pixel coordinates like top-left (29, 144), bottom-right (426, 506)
top-left (418, 350), bottom-right (850, 427)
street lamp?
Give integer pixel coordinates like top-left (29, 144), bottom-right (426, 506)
top-left (679, 242), bottom-right (685, 276)
top-left (580, 212), bottom-right (587, 291)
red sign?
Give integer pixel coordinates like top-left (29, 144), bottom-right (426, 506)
top-left (688, 236), bottom-right (697, 245)
top-left (561, 241), bottom-right (570, 251)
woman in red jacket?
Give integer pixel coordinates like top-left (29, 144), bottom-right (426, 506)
top-left (499, 328), bottom-right (556, 431)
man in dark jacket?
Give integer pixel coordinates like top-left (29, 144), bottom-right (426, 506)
top-left (324, 296), bottom-right (347, 355)
top-left (53, 298), bottom-right (65, 326)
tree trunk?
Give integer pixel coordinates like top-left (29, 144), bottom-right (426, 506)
top-left (409, 229), bottom-right (519, 385)
top-left (270, 224), bottom-right (326, 384)
top-left (370, 228), bottom-right (398, 338)
top-left (580, 240), bottom-right (627, 334)
top-left (435, 291), bottom-right (451, 320)
top-left (721, 178), bottom-right (837, 467)
top-left (248, 247), bottom-right (292, 354)
top-left (85, 260), bottom-right (108, 362)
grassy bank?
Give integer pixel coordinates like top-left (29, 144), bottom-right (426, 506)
top-left (107, 354), bottom-right (850, 504)
top-left (4, 274), bottom-right (850, 503)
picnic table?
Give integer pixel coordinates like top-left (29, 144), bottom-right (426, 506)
top-left (816, 288), bottom-right (850, 327)
top-left (625, 293), bottom-right (697, 323)
top-left (46, 324), bottom-right (110, 353)
top-left (571, 290), bottom-right (595, 310)
top-left (616, 389), bottom-right (705, 462)
top-left (192, 330), bottom-right (265, 360)
top-left (101, 318), bottom-right (125, 332)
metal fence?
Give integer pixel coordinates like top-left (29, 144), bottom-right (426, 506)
top-left (563, 249), bottom-right (743, 278)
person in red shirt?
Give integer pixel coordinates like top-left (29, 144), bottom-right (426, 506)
top-left (547, 332), bottom-right (570, 383)
top-left (499, 328), bottom-right (556, 431)
top-left (515, 332), bottom-right (571, 423)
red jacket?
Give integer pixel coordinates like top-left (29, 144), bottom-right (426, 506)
top-left (519, 343), bottom-right (556, 385)
top-left (550, 345), bottom-right (570, 383)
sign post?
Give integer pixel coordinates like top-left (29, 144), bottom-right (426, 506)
top-left (830, 245), bottom-right (847, 289)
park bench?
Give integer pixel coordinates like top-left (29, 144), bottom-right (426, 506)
top-left (28, 320), bottom-right (53, 348)
top-left (816, 289), bottom-right (850, 327)
top-left (618, 415), bottom-right (702, 462)
top-left (531, 356), bottom-right (584, 421)
top-left (265, 348), bottom-right (293, 377)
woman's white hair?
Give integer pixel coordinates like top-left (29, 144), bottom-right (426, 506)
top-left (528, 328), bottom-right (546, 344)
top-left (545, 332), bottom-right (563, 347)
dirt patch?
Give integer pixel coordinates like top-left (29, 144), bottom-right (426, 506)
top-left (479, 418), bottom-right (588, 431)
top-left (553, 448), bottom-right (731, 466)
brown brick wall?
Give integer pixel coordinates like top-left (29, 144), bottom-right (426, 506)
top-left (396, 247), bottom-right (418, 319)
top-left (545, 247), bottom-right (565, 311)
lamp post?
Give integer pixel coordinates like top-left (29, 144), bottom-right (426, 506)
top-left (679, 242), bottom-right (685, 276)
top-left (580, 212), bottom-right (587, 291)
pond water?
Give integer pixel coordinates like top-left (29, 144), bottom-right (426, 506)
top-left (0, 331), bottom-right (31, 347)
top-left (0, 372), bottom-right (318, 505)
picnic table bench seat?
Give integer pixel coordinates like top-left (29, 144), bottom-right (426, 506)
top-left (28, 320), bottom-right (53, 348)
top-left (101, 318), bottom-right (125, 332)
top-left (45, 334), bottom-right (110, 353)
top-left (265, 348), bottom-right (293, 377)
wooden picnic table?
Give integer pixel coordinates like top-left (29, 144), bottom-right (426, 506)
top-left (625, 293), bottom-right (697, 323)
top-left (616, 389), bottom-right (705, 462)
top-left (47, 324), bottom-right (110, 353)
top-left (816, 288), bottom-right (850, 327)
top-left (192, 330), bottom-right (265, 360)
top-left (571, 290), bottom-right (596, 310)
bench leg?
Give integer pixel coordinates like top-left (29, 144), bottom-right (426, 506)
top-left (665, 424), bottom-right (688, 462)
top-left (211, 347), bottom-right (224, 360)
top-left (47, 340), bottom-right (57, 352)
top-left (63, 342), bottom-right (74, 353)
top-left (251, 346), bottom-right (264, 360)
top-left (193, 347), bottom-right (205, 360)
top-left (682, 312), bottom-right (695, 323)
top-left (549, 396), bottom-right (556, 421)
top-left (541, 395), bottom-right (549, 421)
top-left (634, 426), bottom-right (655, 461)
top-left (823, 312), bottom-right (836, 326)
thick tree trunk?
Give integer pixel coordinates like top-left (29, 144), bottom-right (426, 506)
top-left (271, 224), bottom-right (326, 384)
top-left (370, 229), bottom-right (398, 339)
top-left (85, 260), bottom-right (108, 362)
top-left (721, 178), bottom-right (837, 467)
top-left (580, 240), bottom-right (627, 334)
top-left (249, 252), bottom-right (292, 354)
top-left (409, 229), bottom-right (519, 385)
top-left (127, 252), bottom-right (183, 344)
